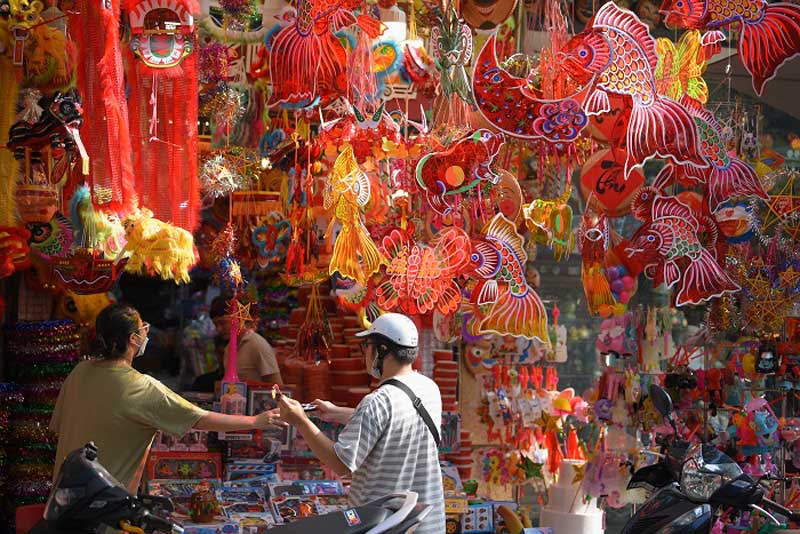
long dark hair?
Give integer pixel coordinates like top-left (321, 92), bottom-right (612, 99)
top-left (91, 303), bottom-right (141, 360)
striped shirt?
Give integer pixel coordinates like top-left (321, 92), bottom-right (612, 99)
top-left (334, 372), bottom-right (445, 534)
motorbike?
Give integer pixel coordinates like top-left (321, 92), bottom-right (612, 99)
top-left (30, 442), bottom-right (181, 534)
top-left (268, 493), bottom-right (432, 533)
top-left (31, 442), bottom-right (431, 534)
top-left (622, 385), bottom-right (800, 534)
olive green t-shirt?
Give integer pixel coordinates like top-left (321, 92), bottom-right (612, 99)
top-left (50, 361), bottom-right (207, 492)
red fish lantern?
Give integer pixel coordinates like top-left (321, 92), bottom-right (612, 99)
top-left (625, 188), bottom-right (739, 306)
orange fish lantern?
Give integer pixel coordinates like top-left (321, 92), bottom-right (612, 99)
top-left (469, 214), bottom-right (548, 341)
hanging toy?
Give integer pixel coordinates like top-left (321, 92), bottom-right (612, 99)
top-left (625, 188), bottom-right (739, 306)
top-left (576, 208), bottom-right (618, 316)
top-left (654, 105), bottom-right (767, 213)
top-left (660, 0), bottom-right (800, 96)
top-left (560, 2), bottom-right (707, 176)
top-left (415, 129), bottom-right (504, 215)
top-left (469, 213), bottom-right (548, 341)
top-left (124, 0), bottom-right (200, 231)
top-left (267, 0), bottom-right (383, 108)
top-left (377, 226), bottom-right (471, 316)
top-left (522, 184), bottom-right (575, 261)
top-left (430, 6), bottom-right (474, 105)
top-left (471, 34), bottom-right (588, 144)
top-left (324, 145), bottom-right (387, 285)
top-left (117, 208), bottom-right (197, 284)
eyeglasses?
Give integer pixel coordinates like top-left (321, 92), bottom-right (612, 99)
top-left (358, 342), bottom-right (374, 356)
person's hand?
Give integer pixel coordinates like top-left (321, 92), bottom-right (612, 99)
top-left (254, 408), bottom-right (286, 430)
top-left (278, 395), bottom-right (307, 427)
top-left (312, 399), bottom-right (340, 423)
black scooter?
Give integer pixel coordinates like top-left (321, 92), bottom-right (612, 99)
top-left (622, 385), bottom-right (800, 534)
top-left (30, 443), bottom-right (181, 534)
top-left (31, 443), bottom-right (431, 534)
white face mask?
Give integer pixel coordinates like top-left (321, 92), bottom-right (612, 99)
top-left (369, 356), bottom-right (383, 379)
top-left (134, 334), bottom-right (149, 357)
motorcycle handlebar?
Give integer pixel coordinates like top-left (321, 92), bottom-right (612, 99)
top-left (139, 509), bottom-right (183, 534)
top-left (760, 498), bottom-right (800, 523)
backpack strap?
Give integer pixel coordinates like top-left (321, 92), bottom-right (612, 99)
top-left (381, 379), bottom-right (441, 448)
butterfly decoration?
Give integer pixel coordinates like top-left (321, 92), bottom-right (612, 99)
top-left (654, 30), bottom-right (724, 108)
top-left (376, 226), bottom-right (471, 316)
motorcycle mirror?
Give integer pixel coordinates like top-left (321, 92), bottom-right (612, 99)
top-left (649, 384), bottom-right (673, 418)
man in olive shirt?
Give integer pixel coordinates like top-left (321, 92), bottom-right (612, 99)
top-left (208, 297), bottom-right (282, 384)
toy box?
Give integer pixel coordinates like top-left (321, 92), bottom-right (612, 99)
top-left (461, 503), bottom-right (493, 533)
top-left (152, 430), bottom-right (209, 452)
top-left (216, 487), bottom-right (269, 516)
top-left (229, 512), bottom-right (277, 532)
top-left (440, 462), bottom-right (463, 491)
top-left (270, 495), bottom-right (321, 523)
top-left (146, 452), bottom-right (222, 481)
top-left (225, 461), bottom-right (278, 483)
top-left (444, 491), bottom-right (467, 515)
top-left (316, 495), bottom-right (349, 514)
top-left (147, 480), bottom-right (221, 517)
top-left (267, 480), bottom-right (344, 497)
top-left (522, 529), bottom-right (553, 534)
top-left (180, 520), bottom-right (238, 534)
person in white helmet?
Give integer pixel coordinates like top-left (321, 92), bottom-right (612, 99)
top-left (277, 313), bottom-right (445, 534)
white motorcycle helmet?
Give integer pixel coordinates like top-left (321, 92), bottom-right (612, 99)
top-left (355, 313), bottom-right (419, 348)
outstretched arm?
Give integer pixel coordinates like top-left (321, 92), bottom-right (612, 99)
top-left (194, 411), bottom-right (284, 432)
top-left (279, 396), bottom-right (350, 476)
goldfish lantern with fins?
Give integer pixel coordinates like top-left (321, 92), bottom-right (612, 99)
top-left (560, 2), bottom-right (708, 177)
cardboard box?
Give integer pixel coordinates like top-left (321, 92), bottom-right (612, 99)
top-left (146, 452), bottom-right (222, 481)
top-left (181, 520), bottom-right (238, 534)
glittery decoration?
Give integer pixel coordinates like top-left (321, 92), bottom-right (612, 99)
top-left (199, 43), bottom-right (233, 86)
top-left (200, 155), bottom-right (251, 199)
top-left (200, 87), bottom-right (246, 130)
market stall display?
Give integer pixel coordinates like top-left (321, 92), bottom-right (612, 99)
top-left (2, 0), bottom-right (800, 531)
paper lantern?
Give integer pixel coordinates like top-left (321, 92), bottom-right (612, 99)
top-left (579, 147), bottom-right (644, 217)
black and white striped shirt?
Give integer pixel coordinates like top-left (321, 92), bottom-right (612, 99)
top-left (334, 372), bottom-right (445, 534)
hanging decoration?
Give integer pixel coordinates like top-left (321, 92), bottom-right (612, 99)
top-left (521, 185), bottom-right (575, 261)
top-left (124, 0), bottom-right (200, 231)
top-left (415, 129), bottom-right (504, 214)
top-left (324, 145), bottom-right (387, 285)
top-left (431, 6), bottom-right (474, 106)
top-left (654, 106), bottom-right (767, 213)
top-left (579, 148), bottom-right (644, 217)
top-left (69, 0), bottom-right (136, 214)
top-left (376, 226), bottom-right (471, 316)
top-left (576, 209), bottom-right (618, 317)
top-left (659, 0), bottom-right (800, 95)
top-left (654, 30), bottom-right (724, 108)
top-left (560, 2), bottom-right (707, 176)
top-left (469, 214), bottom-right (549, 341)
top-left (267, 0), bottom-right (383, 108)
top-left (116, 208), bottom-right (197, 284)
top-left (472, 34), bottom-right (588, 144)
top-left (625, 188), bottom-right (739, 306)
